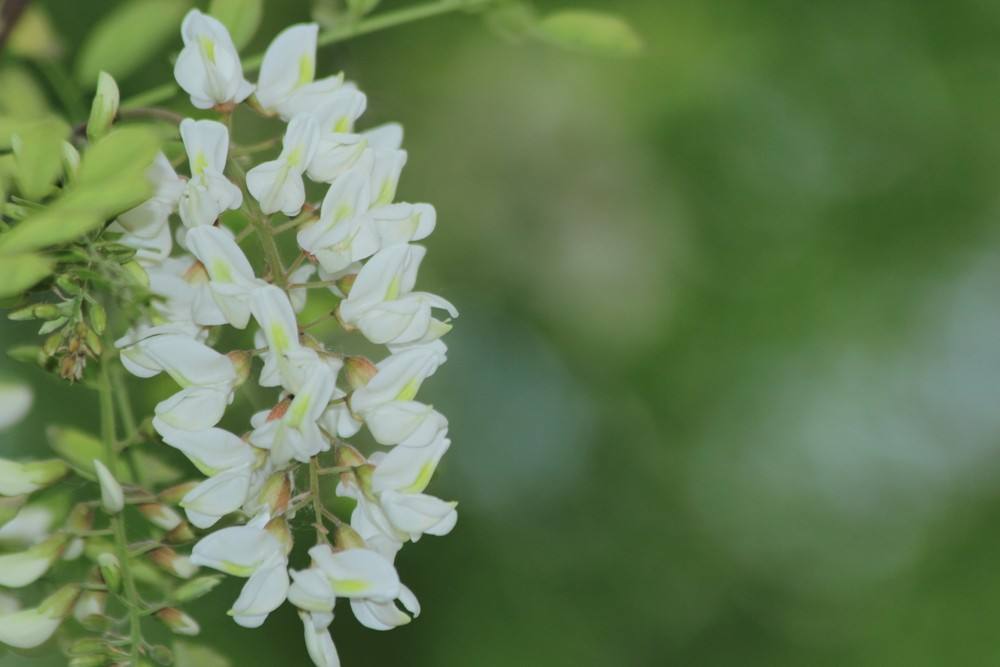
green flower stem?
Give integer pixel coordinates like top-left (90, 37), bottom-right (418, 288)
top-left (121, 83), bottom-right (178, 110)
top-left (227, 154), bottom-right (287, 287)
top-left (98, 360), bottom-right (144, 664)
top-left (243, 0), bottom-right (496, 71)
top-left (112, 364), bottom-right (149, 488)
top-left (309, 457), bottom-right (330, 545)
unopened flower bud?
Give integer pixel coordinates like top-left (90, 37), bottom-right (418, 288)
top-left (0, 457), bottom-right (68, 496)
top-left (149, 547), bottom-right (198, 579)
top-left (138, 503), bottom-right (183, 531)
top-left (165, 521), bottom-right (196, 544)
top-left (173, 574), bottom-right (224, 603)
top-left (73, 590), bottom-right (108, 630)
top-left (88, 302), bottom-right (107, 336)
top-left (265, 517), bottom-right (293, 555)
top-left (69, 655), bottom-right (108, 667)
top-left (254, 471), bottom-right (291, 516)
top-left (7, 305), bottom-right (36, 321)
top-left (67, 503), bottom-right (95, 533)
top-left (148, 644), bottom-right (174, 665)
top-left (333, 523), bottom-right (366, 551)
top-left (93, 460), bottom-right (123, 514)
top-left (0, 495), bottom-right (26, 527)
top-left (226, 350), bottom-right (253, 386)
top-left (55, 275), bottom-right (81, 295)
top-left (87, 71), bottom-right (119, 142)
top-left (160, 481), bottom-right (199, 505)
top-left (123, 261), bottom-right (149, 288)
top-left (344, 355), bottom-right (377, 391)
top-left (69, 636), bottom-right (107, 655)
top-left (155, 607), bottom-right (200, 636)
top-left (97, 552), bottom-right (121, 593)
top-left (0, 584), bottom-right (80, 648)
top-left (62, 141), bottom-right (80, 180)
top-left (335, 444), bottom-right (366, 468)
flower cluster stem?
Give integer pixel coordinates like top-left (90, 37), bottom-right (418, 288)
top-left (309, 457), bottom-right (329, 545)
top-left (98, 360), bottom-right (144, 664)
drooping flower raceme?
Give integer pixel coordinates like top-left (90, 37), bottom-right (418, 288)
top-left (105, 11), bottom-right (460, 666)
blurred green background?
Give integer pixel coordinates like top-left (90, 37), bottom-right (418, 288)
top-left (8, 0), bottom-right (1000, 664)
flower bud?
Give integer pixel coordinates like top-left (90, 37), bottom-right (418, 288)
top-left (69, 636), bottom-right (107, 655)
top-left (155, 607), bottom-right (200, 636)
top-left (8, 305), bottom-right (36, 321)
top-left (173, 574), bottom-right (224, 603)
top-left (336, 273), bottom-right (357, 296)
top-left (123, 261), bottom-right (149, 288)
top-left (73, 590), bottom-right (108, 630)
top-left (335, 444), bottom-right (366, 468)
top-left (62, 141), bottom-right (81, 180)
top-left (66, 502), bottom-right (95, 533)
top-left (226, 350), bottom-right (253, 386)
top-left (160, 481), bottom-right (199, 505)
top-left (88, 302), bottom-right (107, 336)
top-left (333, 524), bottom-right (366, 551)
top-left (87, 71), bottom-right (119, 142)
top-left (149, 547), bottom-right (198, 579)
top-left (138, 503), bottom-right (183, 531)
top-left (148, 644), bottom-right (174, 666)
top-left (165, 521), bottom-right (196, 544)
top-left (55, 275), bottom-right (81, 295)
top-left (265, 517), bottom-right (293, 555)
top-left (253, 471), bottom-right (291, 516)
top-left (69, 656), bottom-right (107, 667)
top-left (93, 460), bottom-right (124, 514)
top-left (97, 552), bottom-right (121, 593)
top-left (344, 355), bottom-right (377, 391)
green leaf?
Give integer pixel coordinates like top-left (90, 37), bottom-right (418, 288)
top-left (11, 118), bottom-right (71, 201)
top-left (535, 10), bottom-right (642, 57)
top-left (0, 202), bottom-right (103, 256)
top-left (46, 426), bottom-right (134, 483)
top-left (0, 253), bottom-right (55, 298)
top-left (76, 0), bottom-right (193, 85)
top-left (7, 7), bottom-right (64, 61)
top-left (209, 0), bottom-right (263, 51)
top-left (76, 126), bottom-right (160, 194)
top-left (0, 66), bottom-right (51, 117)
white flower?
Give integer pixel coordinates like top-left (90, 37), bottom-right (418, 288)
top-left (0, 533), bottom-right (66, 587)
top-left (297, 154), bottom-right (379, 274)
top-left (370, 433), bottom-right (450, 495)
top-left (93, 460), bottom-right (124, 514)
top-left (304, 86), bottom-right (369, 183)
top-left (185, 225), bottom-right (265, 328)
top-left (0, 458), bottom-right (66, 496)
top-left (0, 382), bottom-right (32, 431)
top-left (300, 611), bottom-right (341, 667)
top-left (180, 465), bottom-right (253, 529)
top-left (119, 333), bottom-right (237, 430)
top-left (178, 119), bottom-right (243, 228)
top-left (110, 152), bottom-right (185, 265)
top-left (247, 113), bottom-right (319, 216)
top-left (154, 419), bottom-right (257, 476)
top-left (249, 366), bottom-right (337, 465)
top-left (291, 544), bottom-right (400, 604)
top-left (255, 23), bottom-right (344, 120)
top-left (174, 9), bottom-right (253, 109)
top-left (190, 516), bottom-right (289, 628)
top-left (0, 584), bottom-right (78, 649)
top-left (362, 402), bottom-right (448, 448)
top-left (350, 583), bottom-right (420, 632)
top-left (349, 340), bottom-right (448, 425)
top-left (338, 245), bottom-right (456, 347)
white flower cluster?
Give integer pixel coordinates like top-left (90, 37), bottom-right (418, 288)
top-left (114, 11), bottom-right (457, 665)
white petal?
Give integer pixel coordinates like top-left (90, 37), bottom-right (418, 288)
top-left (0, 382), bottom-right (32, 430)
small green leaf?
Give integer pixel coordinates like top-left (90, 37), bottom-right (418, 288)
top-left (209, 0), bottom-right (263, 51)
top-left (11, 118), bottom-right (71, 201)
top-left (535, 10), bottom-right (642, 57)
top-left (76, 0), bottom-right (193, 85)
top-left (0, 66), bottom-right (51, 117)
top-left (7, 7), bottom-right (64, 61)
top-left (46, 426), bottom-right (134, 483)
top-left (0, 253), bottom-right (55, 298)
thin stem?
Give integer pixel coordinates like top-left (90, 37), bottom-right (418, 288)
top-left (118, 107), bottom-right (185, 126)
top-left (309, 458), bottom-right (330, 544)
top-left (233, 137), bottom-right (280, 155)
top-left (121, 83), bottom-right (177, 110)
top-left (99, 361), bottom-right (144, 664)
top-left (112, 364), bottom-right (148, 488)
top-left (285, 252), bottom-right (307, 279)
top-left (289, 279), bottom-right (340, 290)
top-left (243, 0), bottom-right (496, 71)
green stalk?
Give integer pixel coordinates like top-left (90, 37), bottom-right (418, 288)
top-left (99, 361), bottom-right (144, 664)
top-left (244, 0), bottom-right (496, 71)
top-left (112, 364), bottom-right (148, 488)
top-left (309, 457), bottom-right (330, 545)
